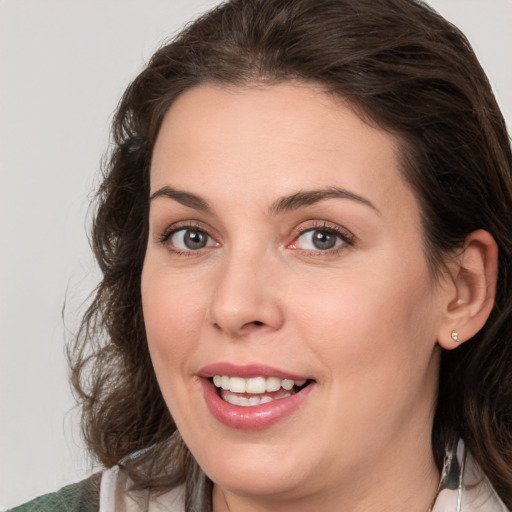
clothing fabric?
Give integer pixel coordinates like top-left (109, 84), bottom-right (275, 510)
top-left (98, 466), bottom-right (185, 512)
top-left (8, 472), bottom-right (101, 512)
top-left (9, 441), bottom-right (509, 511)
top-left (429, 440), bottom-right (508, 512)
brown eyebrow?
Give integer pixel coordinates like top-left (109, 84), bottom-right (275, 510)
top-left (150, 186), bottom-right (211, 212)
top-left (149, 185), bottom-right (379, 215)
top-left (269, 187), bottom-right (380, 215)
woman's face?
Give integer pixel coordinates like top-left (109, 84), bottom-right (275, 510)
top-left (142, 83), bottom-right (449, 509)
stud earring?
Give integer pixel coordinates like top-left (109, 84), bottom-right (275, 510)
top-left (451, 330), bottom-right (460, 343)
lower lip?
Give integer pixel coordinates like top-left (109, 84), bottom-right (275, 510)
top-left (200, 378), bottom-right (315, 429)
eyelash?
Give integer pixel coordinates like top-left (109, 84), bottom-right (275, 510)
top-left (158, 221), bottom-right (218, 256)
top-left (288, 222), bottom-right (355, 256)
top-left (157, 221), bottom-right (355, 256)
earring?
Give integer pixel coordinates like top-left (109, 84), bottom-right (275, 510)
top-left (451, 330), bottom-right (460, 343)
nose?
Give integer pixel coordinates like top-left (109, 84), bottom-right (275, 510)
top-left (207, 250), bottom-right (285, 337)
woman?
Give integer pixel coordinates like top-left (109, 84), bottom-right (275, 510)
top-left (12, 0), bottom-right (512, 510)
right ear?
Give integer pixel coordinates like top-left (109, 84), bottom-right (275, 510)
top-left (436, 230), bottom-right (498, 350)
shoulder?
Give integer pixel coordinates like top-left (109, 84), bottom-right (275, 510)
top-left (8, 473), bottom-right (101, 512)
top-left (9, 467), bottom-right (186, 512)
top-left (100, 466), bottom-right (186, 512)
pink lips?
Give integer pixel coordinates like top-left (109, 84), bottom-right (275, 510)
top-left (199, 362), bottom-right (310, 381)
top-left (198, 363), bottom-right (315, 430)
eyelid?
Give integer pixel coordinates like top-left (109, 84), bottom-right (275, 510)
top-left (157, 220), bottom-right (220, 253)
top-left (158, 220), bottom-right (200, 241)
top-left (287, 220), bottom-right (355, 253)
top-left (155, 219), bottom-right (354, 256)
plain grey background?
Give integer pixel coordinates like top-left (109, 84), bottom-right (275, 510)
top-left (1, 0), bottom-right (511, 508)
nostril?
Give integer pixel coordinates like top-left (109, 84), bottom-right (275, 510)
top-left (241, 320), bottom-right (265, 329)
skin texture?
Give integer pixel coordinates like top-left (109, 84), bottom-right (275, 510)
top-left (141, 83), bottom-right (495, 512)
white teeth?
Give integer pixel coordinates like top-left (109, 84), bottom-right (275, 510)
top-left (229, 377), bottom-right (246, 393)
top-left (281, 379), bottom-right (294, 391)
top-left (212, 375), bottom-right (307, 394)
top-left (266, 376), bottom-right (281, 392)
top-left (224, 394), bottom-right (239, 406)
top-left (245, 376), bottom-right (266, 394)
top-left (222, 391), bottom-right (292, 407)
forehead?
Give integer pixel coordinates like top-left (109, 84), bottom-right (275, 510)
top-left (150, 82), bottom-right (415, 219)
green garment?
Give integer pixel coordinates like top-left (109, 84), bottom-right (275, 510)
top-left (8, 473), bottom-right (100, 512)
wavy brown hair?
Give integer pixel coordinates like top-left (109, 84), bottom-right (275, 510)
top-left (70, 0), bottom-right (512, 509)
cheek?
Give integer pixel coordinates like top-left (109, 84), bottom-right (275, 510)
top-left (289, 259), bottom-right (438, 379)
top-left (288, 263), bottom-right (439, 442)
top-left (141, 266), bottom-right (210, 432)
top-left (141, 266), bottom-right (207, 373)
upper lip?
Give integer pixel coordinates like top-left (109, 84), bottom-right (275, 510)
top-left (198, 362), bottom-right (311, 381)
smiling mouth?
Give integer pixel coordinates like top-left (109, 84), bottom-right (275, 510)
top-left (212, 375), bottom-right (311, 407)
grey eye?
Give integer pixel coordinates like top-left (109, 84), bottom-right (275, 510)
top-left (311, 230), bottom-right (337, 250)
top-left (296, 229), bottom-right (343, 251)
top-left (171, 228), bottom-right (210, 250)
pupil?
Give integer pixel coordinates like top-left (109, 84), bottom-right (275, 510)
top-left (184, 230), bottom-right (206, 249)
top-left (313, 230), bottom-right (336, 250)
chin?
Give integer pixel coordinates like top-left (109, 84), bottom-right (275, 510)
top-left (192, 438), bottom-right (319, 500)
top-left (210, 464), bottom-right (311, 501)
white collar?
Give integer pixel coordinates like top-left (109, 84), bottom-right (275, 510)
top-left (429, 439), bottom-right (508, 512)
